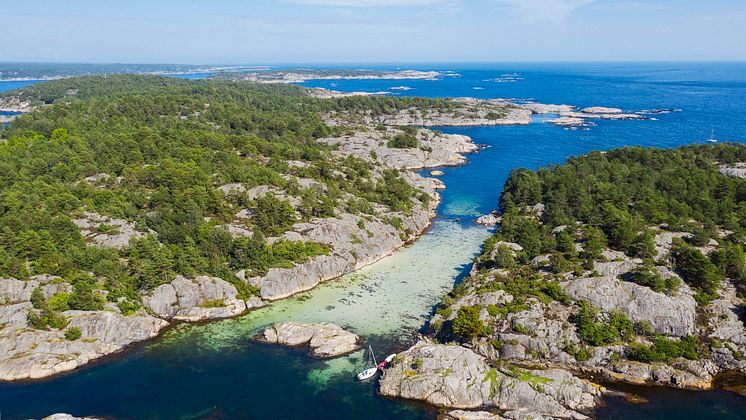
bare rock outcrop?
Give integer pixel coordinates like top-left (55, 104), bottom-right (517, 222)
top-left (320, 127), bottom-right (478, 170)
top-left (72, 212), bottom-right (150, 248)
top-left (476, 213), bottom-right (500, 226)
top-left (718, 163), bottom-right (746, 179)
top-left (379, 342), bottom-right (601, 418)
top-left (561, 260), bottom-right (697, 337)
top-left (260, 322), bottom-right (360, 357)
top-left (143, 276), bottom-right (250, 321)
top-left (257, 198), bottom-right (435, 300)
top-left (0, 276), bottom-right (167, 381)
top-left (373, 98), bottom-right (530, 127)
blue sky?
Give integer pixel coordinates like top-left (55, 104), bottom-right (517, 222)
top-left (2, 0), bottom-right (745, 64)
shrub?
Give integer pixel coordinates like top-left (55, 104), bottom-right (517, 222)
top-left (251, 194), bottom-right (297, 236)
top-left (486, 304), bottom-right (500, 317)
top-left (574, 301), bottom-right (633, 346)
top-left (549, 253), bottom-right (570, 274)
top-left (671, 240), bottom-right (722, 304)
top-left (575, 348), bottom-right (592, 362)
top-left (30, 287), bottom-right (45, 309)
top-left (69, 277), bottom-right (105, 311)
top-left (452, 306), bottom-right (489, 340)
top-left (388, 133), bottom-right (418, 149)
top-left (491, 244), bottom-right (517, 269)
top-left (628, 335), bottom-right (700, 362)
top-left (626, 262), bottom-right (679, 294)
top-left (200, 299), bottom-right (226, 308)
top-left (47, 292), bottom-right (71, 312)
top-left (117, 299), bottom-right (140, 315)
top-left (64, 326), bottom-right (82, 341)
top-left (27, 308), bottom-right (68, 330)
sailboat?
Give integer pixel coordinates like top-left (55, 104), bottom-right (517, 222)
top-left (356, 346), bottom-right (397, 381)
top-left (356, 345), bottom-right (379, 381)
top-left (707, 129), bottom-right (718, 143)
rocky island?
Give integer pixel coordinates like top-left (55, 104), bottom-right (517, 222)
top-left (258, 322), bottom-right (361, 358)
top-left (381, 144), bottom-right (746, 418)
top-left (213, 69), bottom-right (455, 84)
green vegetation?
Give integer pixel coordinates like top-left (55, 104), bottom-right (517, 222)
top-left (0, 74), bottom-right (429, 314)
top-left (388, 127), bottom-right (419, 149)
top-left (27, 308), bottom-right (67, 330)
top-left (671, 239), bottom-right (723, 304)
top-left (491, 144), bottom-right (746, 299)
top-left (476, 267), bottom-right (570, 307)
top-left (574, 300), bottom-right (634, 346)
top-left (624, 261), bottom-right (680, 294)
top-left (452, 306), bottom-right (491, 340)
top-left (64, 326), bottom-right (82, 341)
top-left (627, 335), bottom-right (700, 362)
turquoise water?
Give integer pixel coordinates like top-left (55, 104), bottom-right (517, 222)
top-left (1, 64), bottom-right (745, 419)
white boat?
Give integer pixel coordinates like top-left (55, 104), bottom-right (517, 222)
top-left (356, 366), bottom-right (379, 381)
top-left (356, 345), bottom-right (379, 381)
top-left (707, 129), bottom-right (718, 143)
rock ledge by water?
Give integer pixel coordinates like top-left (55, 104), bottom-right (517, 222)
top-left (259, 322), bottom-right (361, 358)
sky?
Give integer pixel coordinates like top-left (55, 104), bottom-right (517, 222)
top-left (2, 0), bottom-right (746, 64)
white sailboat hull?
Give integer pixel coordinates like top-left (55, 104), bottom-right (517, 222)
top-left (356, 367), bottom-right (379, 381)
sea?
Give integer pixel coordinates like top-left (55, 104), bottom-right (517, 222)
top-left (0, 62), bottom-right (745, 419)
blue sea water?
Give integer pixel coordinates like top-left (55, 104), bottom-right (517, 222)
top-left (0, 63), bottom-right (745, 419)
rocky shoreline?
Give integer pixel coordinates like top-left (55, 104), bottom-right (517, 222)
top-left (0, 121), bottom-right (477, 381)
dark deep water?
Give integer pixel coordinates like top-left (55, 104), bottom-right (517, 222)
top-left (1, 63), bottom-right (746, 419)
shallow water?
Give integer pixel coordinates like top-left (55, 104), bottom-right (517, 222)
top-left (1, 63), bottom-right (746, 419)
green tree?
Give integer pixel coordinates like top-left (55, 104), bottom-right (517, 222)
top-left (452, 306), bottom-right (489, 340)
top-left (671, 240), bottom-right (722, 303)
top-left (251, 194), bottom-right (297, 236)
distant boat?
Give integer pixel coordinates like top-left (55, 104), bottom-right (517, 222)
top-left (707, 130), bottom-right (718, 143)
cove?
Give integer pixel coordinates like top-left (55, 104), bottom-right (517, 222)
top-left (1, 63), bottom-right (746, 419)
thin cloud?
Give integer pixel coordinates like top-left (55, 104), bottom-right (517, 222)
top-left (496, 0), bottom-right (594, 27)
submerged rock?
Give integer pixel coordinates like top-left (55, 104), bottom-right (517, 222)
top-left (260, 322), bottom-right (361, 358)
